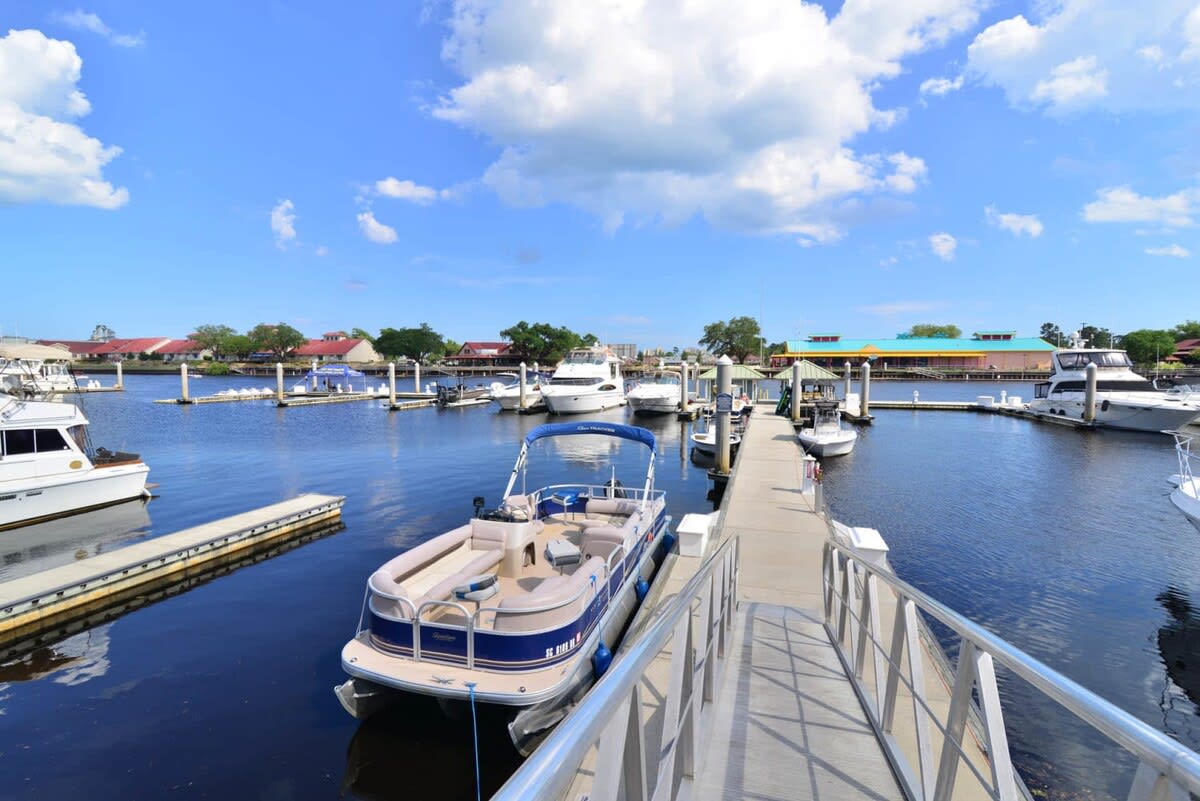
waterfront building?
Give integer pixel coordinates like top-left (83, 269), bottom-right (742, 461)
top-left (607, 343), bottom-right (638, 361)
top-left (40, 337), bottom-right (172, 361)
top-left (156, 339), bottom-right (211, 362)
top-left (447, 341), bottom-right (521, 368)
top-left (773, 331), bottom-right (1055, 370)
top-left (294, 332), bottom-right (380, 363)
top-left (1169, 339), bottom-right (1200, 364)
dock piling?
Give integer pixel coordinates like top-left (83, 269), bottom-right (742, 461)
top-left (519, 362), bottom-right (527, 409)
top-left (791, 360), bottom-right (803, 423)
top-left (310, 359), bottom-right (318, 392)
top-left (861, 360), bottom-right (871, 418)
top-left (180, 362), bottom-right (190, 403)
top-left (116, 360), bottom-right (123, 389)
top-left (275, 362), bottom-right (284, 403)
top-left (1084, 363), bottom-right (1097, 422)
top-left (843, 361), bottom-right (851, 403)
top-left (716, 355), bottom-right (732, 473)
top-left (414, 362), bottom-right (421, 393)
top-left (679, 361), bottom-right (689, 414)
top-left (388, 362), bottom-right (397, 406)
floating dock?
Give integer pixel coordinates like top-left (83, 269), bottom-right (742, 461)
top-left (868, 398), bottom-right (1100, 429)
top-left (0, 493), bottom-right (344, 647)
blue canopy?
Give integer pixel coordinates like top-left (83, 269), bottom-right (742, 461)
top-left (524, 422), bottom-right (657, 454)
top-left (304, 364), bottom-right (364, 379)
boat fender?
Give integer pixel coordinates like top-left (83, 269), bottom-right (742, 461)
top-left (661, 532), bottom-right (677, 554)
top-left (635, 577), bottom-right (650, 601)
top-left (593, 643), bottom-right (613, 678)
top-left (1101, 399), bottom-right (1110, 412)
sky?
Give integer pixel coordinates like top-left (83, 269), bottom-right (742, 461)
top-left (1, 0), bottom-right (1199, 350)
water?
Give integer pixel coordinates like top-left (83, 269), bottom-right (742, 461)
top-left (2, 377), bottom-right (1196, 799)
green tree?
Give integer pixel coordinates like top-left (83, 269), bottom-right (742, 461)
top-left (350, 327), bottom-right (376, 345)
top-left (224, 334), bottom-right (255, 360)
top-left (501, 321), bottom-right (587, 364)
top-left (1120, 329), bottom-right (1177, 365)
top-left (248, 322), bottom-right (306, 360)
top-left (907, 323), bottom-right (961, 339)
top-left (699, 316), bottom-right (763, 363)
top-left (443, 339), bottom-right (462, 359)
top-left (192, 324), bottom-right (237, 360)
top-left (1172, 320), bottom-right (1200, 341)
top-left (1079, 324), bottom-right (1114, 348)
top-left (1039, 322), bottom-right (1064, 346)
top-left (375, 323), bottom-right (444, 362)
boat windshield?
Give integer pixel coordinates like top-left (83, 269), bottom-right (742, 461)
top-left (550, 377), bottom-right (603, 385)
top-left (1057, 351), bottom-right (1132, 370)
top-left (563, 350), bottom-right (605, 365)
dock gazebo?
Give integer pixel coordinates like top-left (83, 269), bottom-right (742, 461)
top-left (772, 360), bottom-right (839, 402)
top-left (696, 364), bottom-right (767, 401)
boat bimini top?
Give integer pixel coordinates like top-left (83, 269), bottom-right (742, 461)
top-left (503, 422), bottom-right (657, 511)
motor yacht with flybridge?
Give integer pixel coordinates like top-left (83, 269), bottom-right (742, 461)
top-left (539, 347), bottom-right (626, 415)
top-left (1028, 335), bottom-right (1200, 433)
top-left (336, 421), bottom-right (673, 753)
top-left (0, 396), bottom-right (149, 531)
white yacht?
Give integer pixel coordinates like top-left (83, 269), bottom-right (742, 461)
top-left (1028, 340), bottom-right (1200, 433)
top-left (0, 397), bottom-right (150, 530)
top-left (796, 401), bottom-right (858, 457)
top-left (488, 373), bottom-right (544, 411)
top-left (540, 347), bottom-right (626, 415)
top-left (1170, 431), bottom-right (1200, 534)
top-left (690, 419), bottom-right (741, 456)
top-left (0, 357), bottom-right (79, 396)
top-left (626, 370), bottom-right (681, 415)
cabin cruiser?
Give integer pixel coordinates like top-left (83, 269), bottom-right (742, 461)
top-left (1170, 431), bottom-right (1200, 534)
top-left (488, 373), bottom-right (544, 411)
top-left (0, 397), bottom-right (150, 531)
top-left (540, 348), bottom-right (626, 415)
top-left (626, 370), bottom-right (682, 415)
top-left (0, 358), bottom-right (78, 396)
top-left (796, 401), bottom-right (858, 457)
top-left (690, 419), bottom-right (741, 456)
top-left (336, 421), bottom-right (672, 752)
top-left (1029, 342), bottom-right (1200, 432)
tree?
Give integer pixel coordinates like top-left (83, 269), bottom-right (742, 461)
top-left (350, 327), bottom-right (376, 345)
top-left (501, 321), bottom-right (587, 364)
top-left (1172, 320), bottom-right (1200, 341)
top-left (1120, 329), bottom-right (1177, 365)
top-left (443, 339), bottom-right (461, 359)
top-left (699, 316), bottom-right (762, 363)
top-left (248, 322), bottom-right (306, 360)
top-left (374, 324), bottom-right (444, 362)
top-left (1038, 322), bottom-right (1064, 346)
top-left (192, 324), bottom-right (237, 360)
top-left (907, 324), bottom-right (961, 339)
top-left (224, 334), bottom-right (255, 360)
top-left (1079, 324), bottom-right (1114, 349)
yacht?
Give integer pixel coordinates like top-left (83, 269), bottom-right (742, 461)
top-left (0, 397), bottom-right (150, 531)
top-left (488, 373), bottom-right (544, 411)
top-left (0, 357), bottom-right (79, 396)
top-left (796, 401), bottom-right (858, 457)
top-left (626, 370), bottom-right (682, 415)
top-left (1170, 431), bottom-right (1200, 533)
top-left (336, 421), bottom-right (672, 752)
top-left (540, 347), bottom-right (626, 415)
top-left (1029, 339), bottom-right (1200, 432)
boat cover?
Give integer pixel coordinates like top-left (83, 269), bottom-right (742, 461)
top-left (524, 422), bottom-right (656, 454)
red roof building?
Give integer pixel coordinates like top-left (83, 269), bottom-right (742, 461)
top-left (39, 337), bottom-right (170, 360)
top-left (155, 339), bottom-right (210, 361)
top-left (447, 341), bottom-right (521, 367)
top-left (1170, 338), bottom-right (1200, 363)
top-left (293, 337), bottom-right (379, 363)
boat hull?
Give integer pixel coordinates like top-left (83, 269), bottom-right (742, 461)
top-left (1028, 396), bottom-right (1200, 432)
top-left (1172, 481), bottom-right (1200, 534)
top-left (0, 463), bottom-right (150, 531)
top-left (494, 390), bottom-right (543, 411)
top-left (542, 388), bottom-right (625, 415)
top-left (797, 431), bottom-right (857, 457)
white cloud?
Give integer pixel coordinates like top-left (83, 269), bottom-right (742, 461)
top-left (920, 75), bottom-right (964, 96)
top-left (967, 1), bottom-right (1200, 114)
top-left (376, 176), bottom-right (439, 204)
top-left (270, 199), bottom-right (296, 247)
top-left (929, 232), bottom-right (957, 260)
top-left (432, 0), bottom-right (983, 241)
top-left (0, 29), bottom-right (127, 208)
top-left (314, 245), bottom-right (329, 257)
top-left (357, 210), bottom-right (397, 244)
top-left (985, 205), bottom-right (1043, 237)
top-left (50, 10), bottom-right (145, 48)
top-left (1145, 244), bottom-right (1190, 258)
top-left (856, 300), bottom-right (945, 315)
top-left (1082, 185), bottom-right (1194, 227)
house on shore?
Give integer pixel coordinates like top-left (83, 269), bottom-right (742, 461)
top-left (293, 331), bottom-right (380, 364)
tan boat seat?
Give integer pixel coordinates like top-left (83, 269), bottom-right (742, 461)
top-left (493, 557), bottom-right (606, 633)
top-left (585, 498), bottom-right (641, 517)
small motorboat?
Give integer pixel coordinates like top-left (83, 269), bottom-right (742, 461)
top-left (626, 370), bottom-right (682, 415)
top-left (488, 373), bottom-right (544, 411)
top-left (796, 401), bottom-right (857, 457)
top-left (690, 419), bottom-right (741, 456)
top-left (335, 421), bottom-right (673, 753)
top-left (1170, 430), bottom-right (1200, 533)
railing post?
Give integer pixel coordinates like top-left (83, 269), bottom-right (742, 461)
top-left (933, 640), bottom-right (979, 801)
top-left (973, 649), bottom-right (1018, 801)
top-left (1126, 761), bottom-right (1188, 801)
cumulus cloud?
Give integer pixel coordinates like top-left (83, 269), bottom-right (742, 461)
top-left (270, 199), bottom-right (296, 248)
top-left (375, 177), bottom-right (439, 204)
top-left (920, 75), bottom-right (964, 96)
top-left (357, 210), bottom-right (397, 244)
top-left (1082, 185), bottom-right (1194, 228)
top-left (1145, 244), bottom-right (1190, 258)
top-left (967, 1), bottom-right (1200, 114)
top-left (0, 29), bottom-right (127, 208)
top-left (431, 0), bottom-right (983, 242)
top-left (50, 10), bottom-right (145, 48)
top-left (985, 205), bottom-right (1043, 237)
top-left (929, 232), bottom-right (957, 260)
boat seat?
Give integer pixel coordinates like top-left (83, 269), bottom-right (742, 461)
top-left (582, 525), bottom-right (628, 561)
top-left (502, 494), bottom-right (536, 521)
top-left (460, 547), bottom-right (504, 577)
top-left (493, 557), bottom-right (606, 633)
top-left (585, 498), bottom-right (641, 517)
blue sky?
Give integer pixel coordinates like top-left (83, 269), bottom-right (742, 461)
top-left (2, 0), bottom-right (1198, 350)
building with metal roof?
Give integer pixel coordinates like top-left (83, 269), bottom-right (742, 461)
top-left (773, 331), bottom-right (1055, 370)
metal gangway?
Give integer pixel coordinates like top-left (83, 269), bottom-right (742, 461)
top-left (492, 413), bottom-right (1200, 801)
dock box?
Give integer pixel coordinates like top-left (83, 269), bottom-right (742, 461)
top-left (677, 512), bottom-right (716, 558)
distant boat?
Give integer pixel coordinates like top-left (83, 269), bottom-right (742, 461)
top-left (690, 419), bottom-right (740, 456)
top-left (540, 347), bottom-right (626, 415)
top-left (796, 401), bottom-right (858, 458)
top-left (626, 370), bottom-right (681, 415)
top-left (1170, 431), bottom-right (1200, 533)
top-left (488, 373), bottom-right (544, 411)
top-left (0, 397), bottom-right (149, 531)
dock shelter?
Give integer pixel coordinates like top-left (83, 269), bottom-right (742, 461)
top-left (773, 360), bottom-right (839, 401)
top-left (696, 363), bottom-right (767, 400)
top-left (296, 364), bottom-right (367, 394)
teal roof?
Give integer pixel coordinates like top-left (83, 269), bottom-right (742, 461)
top-left (771, 360), bottom-right (839, 380)
top-left (697, 364), bottom-right (767, 380)
top-left (782, 337), bottom-right (1054, 354)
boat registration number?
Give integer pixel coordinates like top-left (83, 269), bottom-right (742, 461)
top-left (545, 633), bottom-right (581, 659)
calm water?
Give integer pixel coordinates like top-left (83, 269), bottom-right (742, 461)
top-left (0, 376), bottom-right (1195, 800)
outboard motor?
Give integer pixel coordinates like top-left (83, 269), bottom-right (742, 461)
top-left (473, 496), bottom-right (485, 518)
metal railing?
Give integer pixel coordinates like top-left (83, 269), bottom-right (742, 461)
top-left (492, 534), bottom-right (740, 801)
top-left (823, 535), bottom-right (1200, 801)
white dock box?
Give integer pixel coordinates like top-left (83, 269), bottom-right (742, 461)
top-left (677, 512), bottom-right (716, 558)
top-left (848, 526), bottom-right (889, 569)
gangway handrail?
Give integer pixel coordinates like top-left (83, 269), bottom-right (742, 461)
top-left (823, 534), bottom-right (1200, 800)
top-left (492, 533), bottom-right (740, 801)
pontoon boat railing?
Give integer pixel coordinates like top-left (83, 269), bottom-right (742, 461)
top-left (1174, 430), bottom-right (1195, 485)
top-left (823, 533), bottom-right (1200, 800)
top-left (491, 534), bottom-right (740, 801)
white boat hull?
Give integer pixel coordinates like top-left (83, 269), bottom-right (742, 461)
top-left (627, 395), bottom-right (678, 415)
top-left (1028, 397), bottom-right (1200, 432)
top-left (494, 389), bottom-right (543, 411)
top-left (0, 464), bottom-right (150, 530)
top-left (797, 429), bottom-right (857, 457)
top-left (542, 388), bottom-right (625, 415)
top-left (1173, 480), bottom-right (1200, 534)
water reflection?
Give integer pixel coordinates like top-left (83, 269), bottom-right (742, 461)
top-left (0, 624), bottom-right (112, 687)
top-left (0, 499), bottom-right (152, 582)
